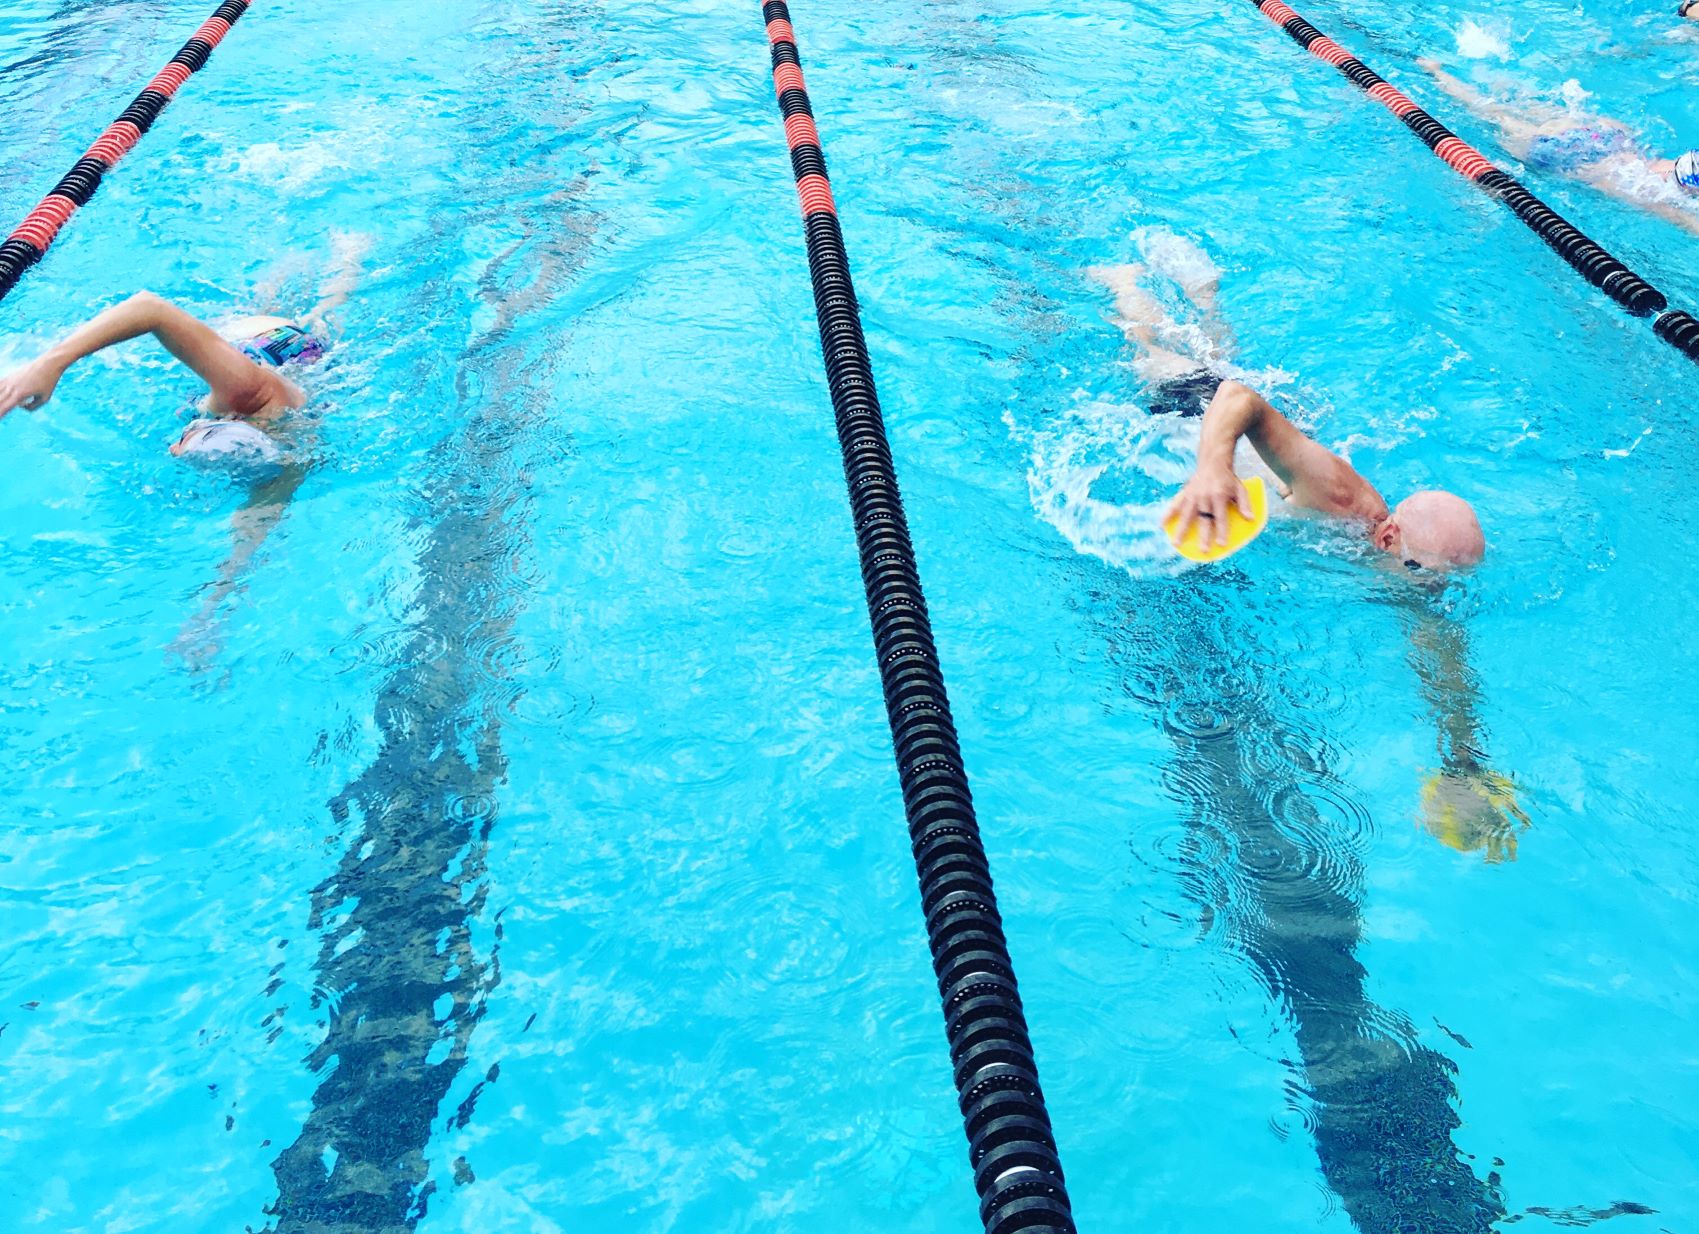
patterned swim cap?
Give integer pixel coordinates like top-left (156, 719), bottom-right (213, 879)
top-left (1676, 150), bottom-right (1699, 195)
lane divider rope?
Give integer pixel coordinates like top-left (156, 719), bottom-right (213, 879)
top-left (1247, 0), bottom-right (1699, 364)
top-left (760, 6), bottom-right (1076, 1233)
top-left (0, 0), bottom-right (251, 306)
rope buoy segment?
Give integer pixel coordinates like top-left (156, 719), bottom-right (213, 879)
top-left (760, 6), bottom-right (1076, 1232)
top-left (1248, 0), bottom-right (1699, 365)
top-left (0, 0), bottom-right (251, 305)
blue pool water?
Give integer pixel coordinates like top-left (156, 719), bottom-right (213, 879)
top-left (2, 0), bottom-right (1697, 1230)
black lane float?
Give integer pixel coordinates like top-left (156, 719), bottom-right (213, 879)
top-left (760, 6), bottom-right (1076, 1233)
top-left (0, 0), bottom-right (251, 305)
top-left (1247, 0), bottom-right (1699, 365)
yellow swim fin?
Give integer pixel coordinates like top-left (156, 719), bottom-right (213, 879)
top-left (1164, 475), bottom-right (1269, 563)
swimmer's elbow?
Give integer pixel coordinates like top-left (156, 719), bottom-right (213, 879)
top-left (1210, 380), bottom-right (1267, 425)
top-left (122, 290), bottom-right (171, 326)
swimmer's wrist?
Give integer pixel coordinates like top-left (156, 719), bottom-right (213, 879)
top-left (1195, 445), bottom-right (1237, 477)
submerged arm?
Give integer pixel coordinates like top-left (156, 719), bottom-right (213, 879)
top-left (171, 458), bottom-right (312, 671)
top-left (1403, 601), bottom-right (1489, 770)
top-left (1415, 60), bottom-right (1541, 147)
top-left (1400, 596), bottom-right (1530, 860)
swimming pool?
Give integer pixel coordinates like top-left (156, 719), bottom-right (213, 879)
top-left (1, 0), bottom-right (1696, 1230)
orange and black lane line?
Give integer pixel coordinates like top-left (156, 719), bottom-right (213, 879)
top-left (0, 0), bottom-right (251, 304)
top-left (761, 6), bottom-right (1078, 1234)
top-left (1247, 0), bottom-right (1699, 362)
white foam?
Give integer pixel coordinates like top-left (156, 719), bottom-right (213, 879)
top-left (1606, 156), bottom-right (1699, 218)
top-left (1602, 427), bottom-right (1653, 460)
top-left (1455, 17), bottom-right (1512, 62)
top-left (1007, 398), bottom-right (1198, 576)
top-left (1133, 226), bottom-right (1221, 294)
top-left (1556, 78), bottom-right (1593, 112)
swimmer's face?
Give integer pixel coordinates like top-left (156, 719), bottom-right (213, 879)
top-left (170, 422), bottom-right (210, 457)
top-left (170, 417), bottom-right (281, 467)
top-left (1372, 490), bottom-right (1485, 571)
top-left (1682, 0), bottom-right (1699, 22)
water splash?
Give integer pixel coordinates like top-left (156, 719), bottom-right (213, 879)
top-left (1455, 18), bottom-right (1513, 62)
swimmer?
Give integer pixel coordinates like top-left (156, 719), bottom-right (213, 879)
top-left (1416, 59), bottom-right (1699, 236)
top-left (1091, 245), bottom-right (1484, 571)
top-left (1683, 0), bottom-right (1699, 23)
top-left (0, 291), bottom-right (327, 460)
top-left (1094, 237), bottom-right (1525, 860)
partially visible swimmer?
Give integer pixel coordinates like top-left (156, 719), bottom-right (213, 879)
top-left (1417, 59), bottom-right (1699, 236)
top-left (1094, 235), bottom-right (1524, 861)
top-left (1683, 0), bottom-right (1698, 23)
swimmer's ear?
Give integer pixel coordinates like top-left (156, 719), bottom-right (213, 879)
top-left (1373, 517), bottom-right (1400, 552)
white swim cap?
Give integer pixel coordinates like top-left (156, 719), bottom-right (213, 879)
top-left (176, 418), bottom-right (281, 465)
top-left (1676, 150), bottom-right (1699, 195)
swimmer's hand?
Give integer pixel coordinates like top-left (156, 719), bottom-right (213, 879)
top-left (1420, 766), bottom-right (1531, 863)
top-left (0, 356), bottom-right (65, 419)
top-left (1169, 462), bottom-right (1254, 551)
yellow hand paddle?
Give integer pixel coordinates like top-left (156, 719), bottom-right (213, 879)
top-left (1164, 475), bottom-right (1269, 563)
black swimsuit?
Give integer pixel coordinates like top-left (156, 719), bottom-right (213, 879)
top-left (1146, 369), bottom-right (1220, 419)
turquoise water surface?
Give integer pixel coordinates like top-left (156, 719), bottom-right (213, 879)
top-left (2, 1), bottom-right (1696, 1232)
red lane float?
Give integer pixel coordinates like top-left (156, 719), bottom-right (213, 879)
top-left (0, 0), bottom-right (253, 305)
top-left (1246, 0), bottom-right (1699, 364)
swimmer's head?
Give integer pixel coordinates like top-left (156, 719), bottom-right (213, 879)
top-left (1675, 150), bottom-right (1699, 195)
top-left (171, 417), bottom-right (281, 468)
top-left (1681, 0), bottom-right (1699, 23)
top-left (1373, 490), bottom-right (1485, 570)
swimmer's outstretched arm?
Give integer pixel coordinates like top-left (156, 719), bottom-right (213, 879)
top-left (1580, 167), bottom-right (1699, 235)
top-left (172, 460), bottom-right (310, 669)
top-left (1399, 596), bottom-right (1530, 860)
top-left (1403, 602), bottom-right (1489, 770)
top-left (0, 292), bottom-right (283, 421)
top-left (1170, 381), bottom-right (1381, 547)
top-left (302, 231), bottom-right (372, 337)
top-left (1415, 60), bottom-right (1541, 148)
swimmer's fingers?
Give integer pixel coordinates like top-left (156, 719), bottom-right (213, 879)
top-left (0, 383), bottom-right (30, 419)
top-left (1166, 492), bottom-right (1196, 546)
top-left (1210, 492), bottom-right (1233, 548)
top-left (1234, 477), bottom-right (1253, 522)
top-left (0, 363), bottom-right (59, 418)
top-left (1170, 489), bottom-right (1212, 548)
top-left (0, 389), bottom-right (50, 418)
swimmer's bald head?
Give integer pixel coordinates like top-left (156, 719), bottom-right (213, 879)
top-left (1374, 490), bottom-right (1485, 570)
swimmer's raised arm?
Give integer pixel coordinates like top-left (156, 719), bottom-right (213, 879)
top-left (1170, 380), bottom-right (1383, 547)
top-left (0, 291), bottom-right (299, 422)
